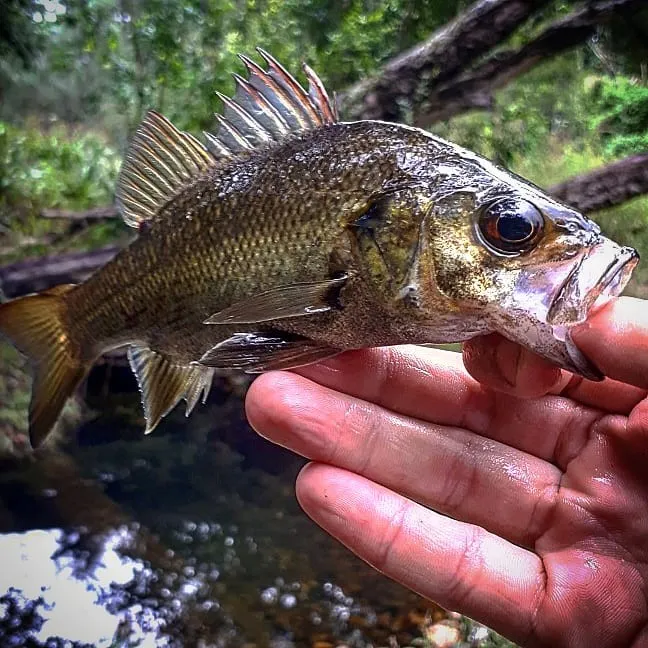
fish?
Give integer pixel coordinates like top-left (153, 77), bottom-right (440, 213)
top-left (0, 49), bottom-right (639, 449)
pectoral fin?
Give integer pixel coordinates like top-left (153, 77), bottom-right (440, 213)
top-left (204, 274), bottom-right (348, 325)
top-left (128, 344), bottom-right (215, 434)
top-left (198, 331), bottom-right (340, 372)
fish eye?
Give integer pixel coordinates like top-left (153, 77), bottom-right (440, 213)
top-left (477, 198), bottom-right (544, 256)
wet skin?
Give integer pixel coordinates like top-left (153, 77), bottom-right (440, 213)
top-left (245, 296), bottom-right (648, 648)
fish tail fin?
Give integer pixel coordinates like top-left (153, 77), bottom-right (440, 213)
top-left (0, 285), bottom-right (90, 448)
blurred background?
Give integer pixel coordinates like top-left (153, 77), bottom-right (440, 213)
top-left (0, 0), bottom-right (646, 646)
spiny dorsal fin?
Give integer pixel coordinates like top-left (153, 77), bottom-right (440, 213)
top-left (127, 344), bottom-right (215, 434)
top-left (203, 48), bottom-right (338, 158)
top-left (116, 111), bottom-right (218, 228)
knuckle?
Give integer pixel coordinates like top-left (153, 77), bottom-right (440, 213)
top-left (371, 347), bottom-right (399, 402)
top-left (444, 525), bottom-right (486, 608)
top-left (372, 499), bottom-right (410, 573)
top-left (330, 398), bottom-right (381, 474)
top-left (438, 439), bottom-right (479, 516)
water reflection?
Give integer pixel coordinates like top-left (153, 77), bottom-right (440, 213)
top-left (0, 518), bottom-right (435, 647)
top-left (0, 527), bottom-right (152, 646)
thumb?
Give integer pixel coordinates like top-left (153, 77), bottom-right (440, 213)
top-left (571, 296), bottom-right (648, 390)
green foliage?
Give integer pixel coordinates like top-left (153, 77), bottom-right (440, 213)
top-left (0, 120), bottom-right (124, 263)
top-left (510, 139), bottom-right (606, 187)
top-left (434, 51), bottom-right (601, 166)
top-left (594, 198), bottom-right (648, 296)
top-left (589, 76), bottom-right (648, 156)
top-left (0, 120), bottom-right (120, 214)
top-left (1, 0), bottom-right (468, 139)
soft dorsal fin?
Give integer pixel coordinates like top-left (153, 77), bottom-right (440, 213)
top-left (127, 344), bottom-right (215, 434)
top-left (116, 50), bottom-right (338, 228)
top-left (116, 111), bottom-right (218, 228)
top-left (203, 48), bottom-right (338, 158)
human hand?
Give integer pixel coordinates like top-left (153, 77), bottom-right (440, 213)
top-left (245, 296), bottom-right (648, 648)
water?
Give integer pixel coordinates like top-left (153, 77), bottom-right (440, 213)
top-left (0, 373), bottom-right (442, 647)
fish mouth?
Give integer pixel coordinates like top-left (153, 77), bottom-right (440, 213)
top-left (542, 239), bottom-right (639, 381)
top-left (547, 239), bottom-right (639, 327)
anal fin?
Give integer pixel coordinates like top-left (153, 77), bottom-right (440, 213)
top-left (198, 331), bottom-right (340, 372)
top-left (128, 344), bottom-right (215, 434)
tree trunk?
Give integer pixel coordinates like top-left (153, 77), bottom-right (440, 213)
top-left (341, 0), bottom-right (553, 123)
top-left (415, 0), bottom-right (648, 125)
top-left (341, 0), bottom-right (647, 126)
top-left (0, 246), bottom-right (120, 298)
top-left (41, 206), bottom-right (121, 220)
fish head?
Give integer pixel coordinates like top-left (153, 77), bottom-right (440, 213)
top-left (384, 140), bottom-right (640, 380)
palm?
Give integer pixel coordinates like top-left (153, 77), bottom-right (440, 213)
top-left (532, 394), bottom-right (648, 647)
top-left (246, 297), bottom-right (648, 648)
top-left (531, 398), bottom-right (648, 647)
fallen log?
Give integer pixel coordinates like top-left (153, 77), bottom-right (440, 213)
top-left (341, 0), bottom-right (646, 126)
top-left (0, 246), bottom-right (120, 298)
top-left (549, 153), bottom-right (648, 214)
top-left (40, 206), bottom-right (120, 220)
top-left (341, 0), bottom-right (553, 123)
top-left (414, 0), bottom-right (648, 125)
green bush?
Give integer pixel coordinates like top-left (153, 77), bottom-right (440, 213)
top-left (0, 121), bottom-right (126, 262)
top-left (0, 120), bottom-right (121, 217)
top-left (590, 76), bottom-right (648, 156)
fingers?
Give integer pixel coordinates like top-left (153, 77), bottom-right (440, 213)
top-left (557, 374), bottom-right (647, 416)
top-left (246, 371), bottom-right (566, 548)
top-left (296, 463), bottom-right (543, 646)
top-left (571, 297), bottom-right (648, 390)
top-left (464, 334), bottom-right (646, 414)
top-left (294, 346), bottom-right (588, 445)
top-left (285, 346), bottom-right (603, 462)
top-left (295, 345), bottom-right (477, 429)
top-left (463, 297), bottom-right (648, 408)
top-left (463, 334), bottom-right (563, 399)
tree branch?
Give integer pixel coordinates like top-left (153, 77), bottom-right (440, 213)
top-left (416, 0), bottom-right (648, 125)
top-left (549, 153), bottom-right (648, 213)
top-left (41, 206), bottom-right (120, 220)
top-left (340, 0), bottom-right (553, 122)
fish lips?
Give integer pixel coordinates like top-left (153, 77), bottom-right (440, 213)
top-left (544, 239), bottom-right (639, 381)
top-left (547, 238), bottom-right (639, 327)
